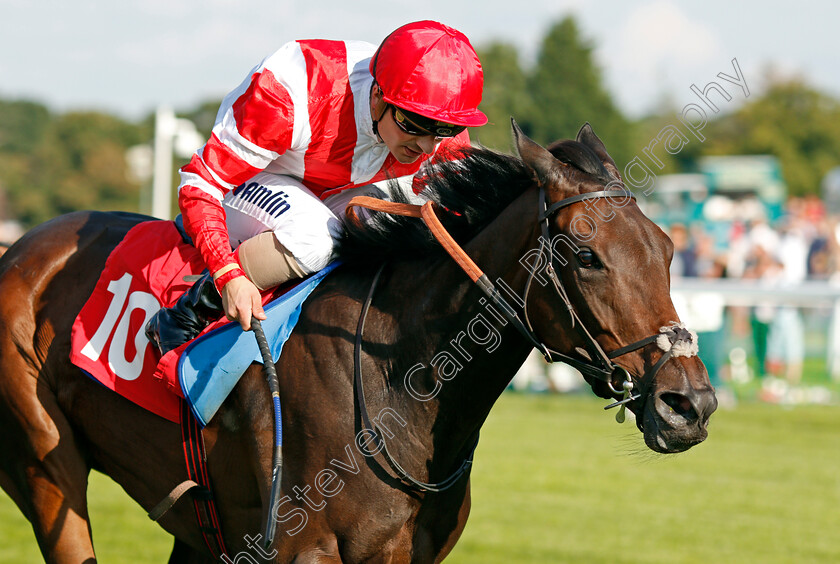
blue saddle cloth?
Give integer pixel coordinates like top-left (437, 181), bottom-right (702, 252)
top-left (178, 262), bottom-right (339, 427)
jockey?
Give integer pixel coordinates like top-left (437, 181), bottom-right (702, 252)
top-left (146, 20), bottom-right (488, 354)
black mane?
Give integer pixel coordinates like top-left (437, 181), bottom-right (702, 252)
top-left (336, 146), bottom-right (533, 262)
top-left (336, 139), bottom-right (609, 262)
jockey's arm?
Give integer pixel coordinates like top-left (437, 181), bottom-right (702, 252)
top-left (177, 65), bottom-right (298, 330)
top-left (178, 176), bottom-right (267, 332)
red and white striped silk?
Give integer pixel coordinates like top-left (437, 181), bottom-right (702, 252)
top-left (178, 39), bottom-right (470, 274)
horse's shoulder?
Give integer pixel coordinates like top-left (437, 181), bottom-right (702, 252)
top-left (0, 210), bottom-right (154, 296)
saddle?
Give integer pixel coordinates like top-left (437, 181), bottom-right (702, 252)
top-left (70, 219), bottom-right (336, 425)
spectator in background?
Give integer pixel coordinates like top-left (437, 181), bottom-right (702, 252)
top-left (662, 195), bottom-right (840, 400)
top-left (669, 223), bottom-right (698, 278)
top-left (694, 256), bottom-right (728, 393)
top-left (670, 224), bottom-right (728, 391)
top-left (725, 220), bottom-right (751, 279)
top-left (743, 242), bottom-right (782, 378)
top-left (692, 227), bottom-right (719, 279)
top-left (765, 215), bottom-right (808, 384)
top-left (807, 213), bottom-right (837, 279)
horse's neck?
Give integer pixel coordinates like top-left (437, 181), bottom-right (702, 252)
top-left (375, 188), bottom-right (541, 463)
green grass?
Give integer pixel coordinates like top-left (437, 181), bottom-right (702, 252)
top-left (730, 355), bottom-right (840, 403)
top-left (0, 471), bottom-right (172, 563)
top-left (448, 394), bottom-right (840, 564)
top-left (1, 394), bottom-right (838, 563)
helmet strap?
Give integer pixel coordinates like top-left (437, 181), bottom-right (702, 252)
top-left (370, 83), bottom-right (388, 142)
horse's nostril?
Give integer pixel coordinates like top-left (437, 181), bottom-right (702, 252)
top-left (660, 392), bottom-right (696, 419)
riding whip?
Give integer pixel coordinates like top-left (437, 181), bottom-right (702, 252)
top-left (250, 317), bottom-right (283, 550)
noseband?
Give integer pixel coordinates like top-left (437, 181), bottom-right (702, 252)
top-left (517, 187), bottom-right (699, 421)
top-left (345, 188), bottom-right (699, 492)
top-left (347, 187), bottom-right (698, 424)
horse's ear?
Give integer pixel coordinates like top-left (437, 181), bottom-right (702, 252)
top-left (511, 118), bottom-right (562, 187)
top-left (576, 122), bottom-right (622, 180)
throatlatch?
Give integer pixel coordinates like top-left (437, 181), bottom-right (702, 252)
top-left (346, 189), bottom-right (700, 424)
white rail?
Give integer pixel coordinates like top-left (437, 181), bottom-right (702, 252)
top-left (671, 278), bottom-right (840, 307)
top-left (670, 278), bottom-right (840, 379)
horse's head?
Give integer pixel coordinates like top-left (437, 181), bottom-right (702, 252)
top-left (513, 120), bottom-right (717, 453)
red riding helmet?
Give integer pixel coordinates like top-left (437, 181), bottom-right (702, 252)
top-left (370, 21), bottom-right (488, 127)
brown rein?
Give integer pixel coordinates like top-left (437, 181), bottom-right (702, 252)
top-left (341, 190), bottom-right (695, 491)
top-left (344, 194), bottom-right (616, 380)
top-left (346, 196), bottom-right (485, 283)
top-left (344, 190), bottom-right (695, 425)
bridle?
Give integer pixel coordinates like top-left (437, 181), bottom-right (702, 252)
top-left (349, 187), bottom-right (695, 415)
top-left (345, 184), bottom-right (697, 491)
top-left (517, 186), bottom-right (696, 422)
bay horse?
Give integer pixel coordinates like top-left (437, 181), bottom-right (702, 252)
top-left (0, 124), bottom-right (716, 563)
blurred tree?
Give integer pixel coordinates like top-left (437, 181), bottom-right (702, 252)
top-left (527, 17), bottom-right (633, 167)
top-left (702, 79), bottom-right (840, 197)
top-left (181, 99), bottom-right (223, 140)
top-left (631, 110), bottom-right (706, 175)
top-left (0, 100), bottom-right (51, 154)
top-left (6, 17), bottom-right (839, 231)
top-left (0, 101), bottom-right (51, 222)
top-left (0, 107), bottom-right (146, 226)
top-left (471, 42), bottom-right (533, 152)
top-left (0, 15), bottom-right (639, 230)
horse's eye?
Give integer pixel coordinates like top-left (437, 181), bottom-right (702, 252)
top-left (577, 249), bottom-right (600, 268)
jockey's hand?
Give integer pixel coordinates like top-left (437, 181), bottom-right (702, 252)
top-left (221, 275), bottom-right (266, 331)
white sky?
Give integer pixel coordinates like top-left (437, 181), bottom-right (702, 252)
top-left (1, 0), bottom-right (838, 120)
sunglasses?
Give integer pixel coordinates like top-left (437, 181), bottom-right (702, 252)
top-left (391, 106), bottom-right (466, 138)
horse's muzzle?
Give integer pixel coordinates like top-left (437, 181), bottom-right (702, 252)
top-left (641, 383), bottom-right (718, 453)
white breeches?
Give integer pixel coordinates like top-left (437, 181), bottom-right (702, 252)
top-left (222, 172), bottom-right (423, 273)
